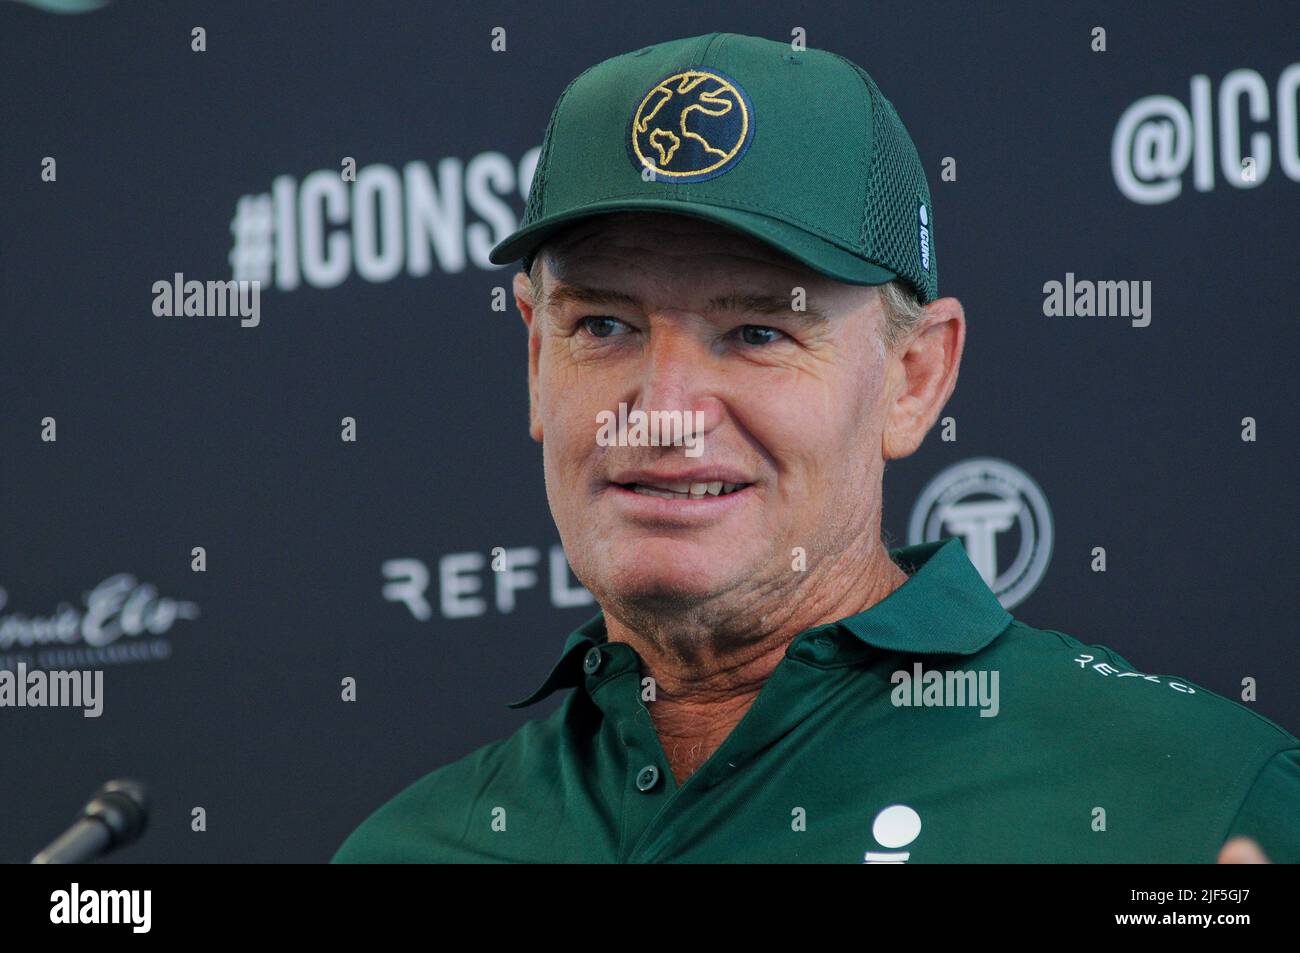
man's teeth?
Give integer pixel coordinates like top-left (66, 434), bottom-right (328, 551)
top-left (629, 481), bottom-right (744, 498)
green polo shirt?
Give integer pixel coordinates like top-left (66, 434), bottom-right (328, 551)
top-left (333, 537), bottom-right (1300, 863)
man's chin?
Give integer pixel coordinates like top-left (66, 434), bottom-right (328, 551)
top-left (597, 560), bottom-right (742, 611)
top-left (567, 532), bottom-right (766, 610)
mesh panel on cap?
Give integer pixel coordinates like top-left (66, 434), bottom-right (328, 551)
top-left (851, 64), bottom-right (938, 304)
top-left (517, 63), bottom-right (601, 271)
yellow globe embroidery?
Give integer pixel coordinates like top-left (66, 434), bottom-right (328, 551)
top-left (631, 70), bottom-right (751, 179)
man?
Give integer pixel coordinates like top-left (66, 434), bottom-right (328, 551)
top-left (334, 33), bottom-right (1297, 863)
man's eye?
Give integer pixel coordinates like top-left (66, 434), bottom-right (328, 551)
top-left (737, 325), bottom-right (785, 346)
top-left (580, 316), bottom-right (629, 338)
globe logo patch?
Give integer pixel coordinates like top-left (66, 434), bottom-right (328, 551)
top-left (629, 68), bottom-right (753, 182)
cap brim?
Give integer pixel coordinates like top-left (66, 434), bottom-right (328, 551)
top-left (488, 197), bottom-right (898, 287)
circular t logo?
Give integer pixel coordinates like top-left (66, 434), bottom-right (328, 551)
top-left (908, 458), bottom-right (1054, 609)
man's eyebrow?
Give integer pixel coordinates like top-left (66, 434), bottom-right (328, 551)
top-left (543, 282), bottom-right (641, 312)
top-left (704, 292), bottom-right (830, 323)
top-left (545, 282), bottom-right (830, 323)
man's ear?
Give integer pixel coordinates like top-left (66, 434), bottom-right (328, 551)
top-left (882, 296), bottom-right (965, 460)
top-left (513, 270), bottom-right (544, 443)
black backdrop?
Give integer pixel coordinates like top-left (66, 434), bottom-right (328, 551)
top-left (1, 0), bottom-right (1296, 863)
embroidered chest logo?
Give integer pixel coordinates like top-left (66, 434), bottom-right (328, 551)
top-left (865, 804), bottom-right (922, 864)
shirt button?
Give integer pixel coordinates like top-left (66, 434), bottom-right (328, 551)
top-left (582, 647), bottom-right (603, 674)
top-left (635, 765), bottom-right (660, 792)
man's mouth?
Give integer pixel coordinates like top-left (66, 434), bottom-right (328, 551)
top-left (617, 481), bottom-right (751, 499)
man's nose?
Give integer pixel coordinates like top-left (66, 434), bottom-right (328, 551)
top-left (630, 322), bottom-right (725, 433)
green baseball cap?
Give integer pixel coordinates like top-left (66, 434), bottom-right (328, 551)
top-left (488, 31), bottom-right (938, 303)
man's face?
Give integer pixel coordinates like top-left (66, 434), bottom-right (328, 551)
top-left (515, 212), bottom-right (903, 624)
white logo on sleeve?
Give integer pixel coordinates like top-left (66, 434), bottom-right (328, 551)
top-left (864, 804), bottom-right (922, 863)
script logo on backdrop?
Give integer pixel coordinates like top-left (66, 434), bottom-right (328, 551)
top-left (1112, 63), bottom-right (1300, 204)
top-left (0, 576), bottom-right (199, 672)
top-left (228, 150), bottom-right (540, 292)
top-left (907, 458), bottom-right (1053, 610)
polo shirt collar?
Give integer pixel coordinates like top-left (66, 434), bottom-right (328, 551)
top-left (506, 536), bottom-right (1012, 709)
top-left (836, 536), bottom-right (1013, 655)
top-left (506, 611), bottom-right (608, 709)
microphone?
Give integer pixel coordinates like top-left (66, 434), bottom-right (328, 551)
top-left (31, 779), bottom-right (150, 864)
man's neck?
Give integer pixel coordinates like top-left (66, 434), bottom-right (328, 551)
top-left (603, 545), bottom-right (910, 784)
